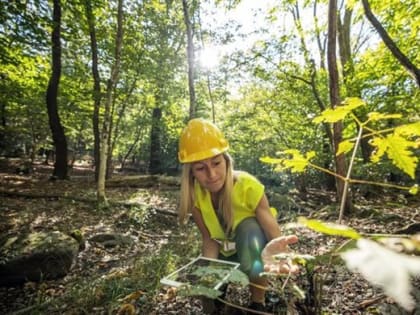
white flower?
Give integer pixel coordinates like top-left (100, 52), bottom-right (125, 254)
top-left (341, 238), bottom-right (420, 311)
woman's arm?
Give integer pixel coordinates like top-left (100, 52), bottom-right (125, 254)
top-left (256, 194), bottom-right (300, 274)
top-left (191, 206), bottom-right (220, 258)
top-left (255, 194), bottom-right (282, 241)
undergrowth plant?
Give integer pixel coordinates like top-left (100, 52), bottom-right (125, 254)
top-left (261, 97), bottom-right (419, 222)
top-left (261, 97), bottom-right (420, 312)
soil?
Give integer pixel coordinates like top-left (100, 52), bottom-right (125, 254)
top-left (0, 158), bottom-right (419, 315)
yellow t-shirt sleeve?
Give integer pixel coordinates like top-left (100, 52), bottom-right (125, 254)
top-left (237, 172), bottom-right (277, 218)
top-left (240, 172), bottom-right (265, 212)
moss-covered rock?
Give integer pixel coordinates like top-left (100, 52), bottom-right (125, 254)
top-left (0, 231), bottom-right (79, 286)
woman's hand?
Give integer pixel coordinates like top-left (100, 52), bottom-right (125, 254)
top-left (261, 235), bottom-right (299, 274)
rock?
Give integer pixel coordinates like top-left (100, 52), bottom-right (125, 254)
top-left (89, 233), bottom-right (134, 248)
top-left (0, 231), bottom-right (79, 286)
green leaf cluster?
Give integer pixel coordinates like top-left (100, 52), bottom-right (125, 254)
top-left (260, 150), bottom-right (316, 173)
top-left (261, 97), bottom-right (419, 192)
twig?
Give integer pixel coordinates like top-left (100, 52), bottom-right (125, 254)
top-left (281, 267), bottom-right (293, 291)
top-left (358, 294), bottom-right (386, 308)
top-left (338, 125), bottom-right (363, 223)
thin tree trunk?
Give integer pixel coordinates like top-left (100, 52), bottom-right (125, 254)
top-left (84, 0), bottom-right (101, 181)
top-left (107, 79), bottom-right (137, 178)
top-left (337, 7), bottom-right (353, 87)
top-left (105, 94), bottom-right (116, 179)
top-left (182, 0), bottom-right (196, 119)
top-left (327, 0), bottom-right (352, 215)
top-left (46, 0), bottom-right (68, 180)
top-left (197, 5), bottom-right (216, 123)
top-left (313, 0), bottom-right (326, 70)
top-left (361, 0), bottom-right (420, 87)
top-left (290, 1), bottom-right (310, 62)
top-left (120, 126), bottom-right (144, 171)
top-left (149, 106), bottom-right (162, 175)
top-left (0, 102), bottom-right (6, 154)
top-left (97, 0), bottom-right (124, 204)
top-left (292, 0), bottom-right (335, 189)
top-left (337, 7), bottom-right (373, 164)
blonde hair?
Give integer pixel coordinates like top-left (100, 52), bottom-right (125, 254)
top-left (179, 153), bottom-right (235, 235)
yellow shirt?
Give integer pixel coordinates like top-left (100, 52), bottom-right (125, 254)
top-left (194, 171), bottom-right (276, 255)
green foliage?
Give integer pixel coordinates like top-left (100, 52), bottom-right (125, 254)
top-left (262, 97), bottom-right (419, 194)
top-left (226, 269), bottom-right (250, 286)
top-left (222, 75), bottom-right (321, 185)
top-left (298, 217), bottom-right (361, 239)
top-left (370, 134), bottom-right (418, 179)
top-left (0, 0), bottom-right (417, 185)
top-left (312, 97), bottom-right (365, 124)
top-left (261, 150), bottom-right (316, 173)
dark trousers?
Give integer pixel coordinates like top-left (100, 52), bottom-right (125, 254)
top-left (219, 217), bottom-right (268, 282)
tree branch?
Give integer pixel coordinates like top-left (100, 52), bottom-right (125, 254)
top-left (361, 0), bottom-right (420, 87)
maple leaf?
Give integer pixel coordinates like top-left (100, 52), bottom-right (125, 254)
top-left (367, 112), bottom-right (402, 122)
top-left (283, 150), bottom-right (315, 173)
top-left (336, 139), bottom-right (355, 156)
top-left (298, 217), bottom-right (361, 239)
top-left (370, 134), bottom-right (418, 179)
top-left (313, 97), bottom-right (365, 124)
top-left (395, 121), bottom-right (420, 137)
top-left (260, 150), bottom-right (316, 173)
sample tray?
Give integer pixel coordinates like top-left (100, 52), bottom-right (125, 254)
top-left (160, 256), bottom-right (240, 290)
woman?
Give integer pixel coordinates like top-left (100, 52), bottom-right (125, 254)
top-left (178, 118), bottom-right (297, 312)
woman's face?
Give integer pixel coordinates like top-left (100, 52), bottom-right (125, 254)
top-left (191, 154), bottom-right (227, 193)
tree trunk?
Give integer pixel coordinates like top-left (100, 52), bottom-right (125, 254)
top-left (361, 0), bottom-right (420, 88)
top-left (197, 5), bottom-right (216, 122)
top-left (105, 95), bottom-right (116, 180)
top-left (120, 126), bottom-right (143, 171)
top-left (107, 79), bottom-right (136, 178)
top-left (97, 0), bottom-right (124, 204)
top-left (359, 128), bottom-right (374, 162)
top-left (84, 0), bottom-right (102, 182)
top-left (313, 0), bottom-right (326, 70)
top-left (290, 1), bottom-right (310, 62)
top-left (337, 7), bottom-right (374, 164)
top-left (292, 0), bottom-right (335, 190)
top-left (0, 101), bottom-right (5, 154)
top-left (337, 7), bottom-right (353, 89)
top-left (46, 0), bottom-right (68, 180)
top-left (149, 106), bottom-right (162, 175)
top-left (182, 0), bottom-right (196, 119)
top-left (327, 0), bottom-right (352, 215)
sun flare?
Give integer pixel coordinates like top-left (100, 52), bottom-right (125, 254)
top-left (199, 46), bottom-right (221, 69)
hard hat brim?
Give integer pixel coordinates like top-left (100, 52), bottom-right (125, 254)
top-left (178, 147), bottom-right (228, 163)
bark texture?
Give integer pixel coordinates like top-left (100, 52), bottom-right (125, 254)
top-left (46, 0), bottom-right (68, 179)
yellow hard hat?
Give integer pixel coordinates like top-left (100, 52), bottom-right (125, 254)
top-left (178, 118), bottom-right (229, 163)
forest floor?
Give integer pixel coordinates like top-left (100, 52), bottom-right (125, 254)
top-left (0, 158), bottom-right (419, 315)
